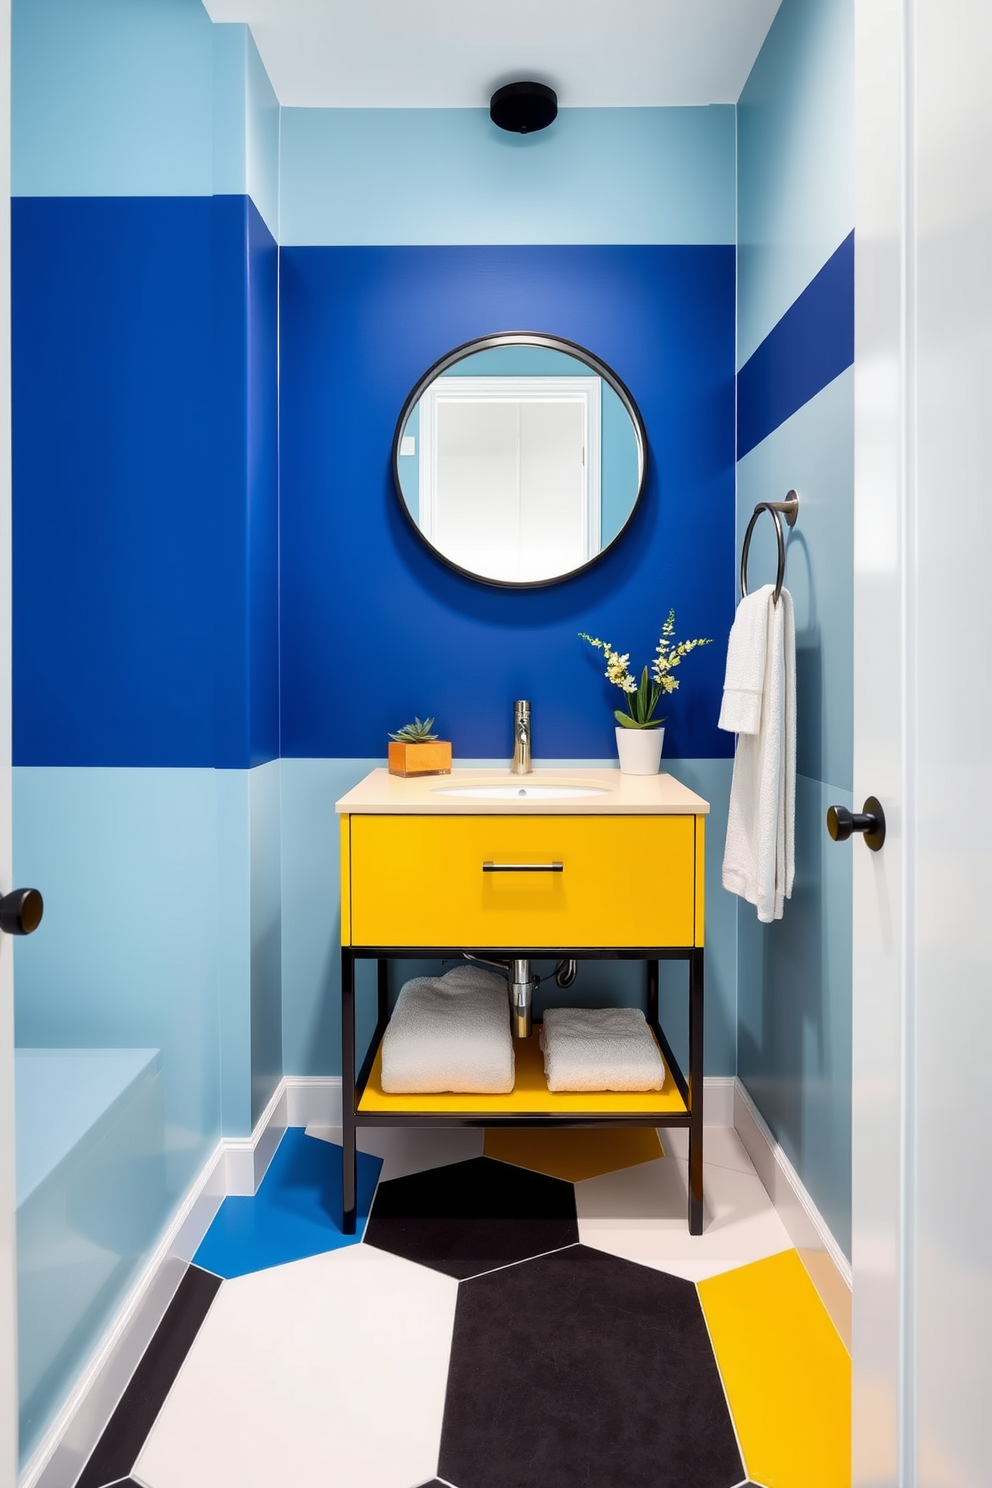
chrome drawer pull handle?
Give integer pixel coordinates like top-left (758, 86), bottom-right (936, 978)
top-left (482, 861), bottom-right (563, 873)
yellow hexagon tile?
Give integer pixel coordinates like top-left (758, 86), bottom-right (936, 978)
top-left (483, 1125), bottom-right (663, 1182)
top-left (698, 1249), bottom-right (851, 1488)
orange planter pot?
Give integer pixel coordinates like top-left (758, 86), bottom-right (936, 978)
top-left (387, 740), bottom-right (452, 777)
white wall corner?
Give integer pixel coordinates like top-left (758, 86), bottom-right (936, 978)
top-left (733, 1078), bottom-right (852, 1349)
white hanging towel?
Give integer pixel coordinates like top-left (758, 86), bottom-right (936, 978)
top-left (719, 583), bottom-right (796, 922)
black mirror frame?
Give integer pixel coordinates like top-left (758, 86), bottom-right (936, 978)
top-left (391, 331), bottom-right (649, 589)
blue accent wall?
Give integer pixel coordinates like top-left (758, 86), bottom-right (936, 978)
top-left (279, 244), bottom-right (736, 760)
top-left (12, 194), bottom-right (279, 769)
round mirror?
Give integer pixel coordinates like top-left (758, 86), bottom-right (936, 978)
top-left (392, 332), bottom-right (647, 588)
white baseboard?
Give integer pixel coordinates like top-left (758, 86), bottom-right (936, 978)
top-left (732, 1078), bottom-right (852, 1348)
top-left (701, 1076), bottom-right (735, 1127)
top-left (284, 1076), bottom-right (735, 1129)
top-left (284, 1075), bottom-right (342, 1130)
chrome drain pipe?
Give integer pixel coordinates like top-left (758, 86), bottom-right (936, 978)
top-left (510, 958), bottom-right (537, 1039)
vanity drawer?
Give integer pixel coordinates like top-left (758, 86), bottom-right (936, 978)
top-left (344, 813), bottom-right (700, 948)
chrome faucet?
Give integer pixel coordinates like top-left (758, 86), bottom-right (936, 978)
top-left (511, 699), bottom-right (532, 774)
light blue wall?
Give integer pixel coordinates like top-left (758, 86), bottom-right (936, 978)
top-left (243, 26), bottom-right (279, 237)
top-left (250, 761), bottom-right (283, 1125)
top-left (13, 768), bottom-right (227, 1163)
top-left (11, 0), bottom-right (284, 1457)
top-left (213, 23), bottom-right (279, 236)
top-left (737, 0), bottom-right (854, 365)
top-left (13, 0), bottom-right (279, 236)
top-left (279, 106), bottom-right (736, 246)
top-left (11, 764), bottom-right (282, 1453)
top-left (735, 0), bottom-right (854, 1257)
top-left (737, 775), bottom-right (853, 1255)
top-left (13, 0), bottom-right (215, 198)
top-left (737, 370), bottom-right (853, 792)
top-left (16, 1049), bottom-right (164, 1457)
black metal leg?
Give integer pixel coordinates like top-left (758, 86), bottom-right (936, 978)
top-left (647, 958), bottom-right (659, 1028)
top-left (377, 957), bottom-right (389, 1025)
top-left (688, 948), bottom-right (704, 1235)
top-left (341, 948), bottom-right (357, 1234)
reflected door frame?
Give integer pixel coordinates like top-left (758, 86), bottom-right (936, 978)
top-left (418, 376), bottom-right (602, 576)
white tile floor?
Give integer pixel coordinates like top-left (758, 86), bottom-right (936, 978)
top-left (135, 1243), bottom-right (458, 1488)
top-left (576, 1155), bottom-right (791, 1282)
top-left (307, 1122), bottom-right (485, 1181)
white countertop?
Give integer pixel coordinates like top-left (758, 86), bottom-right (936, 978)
top-left (335, 767), bottom-right (709, 816)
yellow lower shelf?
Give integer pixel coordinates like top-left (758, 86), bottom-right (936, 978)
top-left (357, 1026), bottom-right (689, 1117)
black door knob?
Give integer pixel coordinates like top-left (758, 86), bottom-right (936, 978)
top-left (826, 797), bottom-right (886, 852)
top-left (0, 888), bottom-right (43, 935)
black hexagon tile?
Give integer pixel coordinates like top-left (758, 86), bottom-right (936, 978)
top-left (439, 1244), bottom-right (745, 1488)
top-left (363, 1156), bottom-right (578, 1279)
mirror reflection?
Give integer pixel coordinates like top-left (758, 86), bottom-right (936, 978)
top-left (393, 335), bottom-right (646, 587)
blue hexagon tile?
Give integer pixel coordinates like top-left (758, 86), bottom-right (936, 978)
top-left (194, 1127), bottom-right (381, 1279)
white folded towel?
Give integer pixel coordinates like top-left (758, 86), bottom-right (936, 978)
top-left (380, 965), bottom-right (514, 1094)
top-left (540, 1007), bottom-right (666, 1093)
top-left (719, 583), bottom-right (796, 923)
top-left (717, 586), bottom-right (769, 734)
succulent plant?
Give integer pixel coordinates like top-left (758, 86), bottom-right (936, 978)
top-left (389, 717), bottom-right (439, 743)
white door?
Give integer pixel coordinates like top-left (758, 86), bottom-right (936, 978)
top-left (0, 4), bottom-right (17, 1482)
top-left (853, 2), bottom-right (992, 1484)
top-left (421, 376), bottom-right (601, 582)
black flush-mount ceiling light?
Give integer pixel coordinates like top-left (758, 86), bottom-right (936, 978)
top-left (490, 81), bottom-right (558, 134)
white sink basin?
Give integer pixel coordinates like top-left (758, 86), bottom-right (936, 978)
top-left (432, 781), bottom-right (610, 801)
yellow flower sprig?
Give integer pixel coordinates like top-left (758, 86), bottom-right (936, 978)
top-left (580, 612), bottom-right (712, 730)
top-left (652, 609), bottom-right (712, 695)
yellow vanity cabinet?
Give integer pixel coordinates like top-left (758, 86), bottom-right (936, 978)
top-left (342, 811), bottom-right (702, 950)
top-left (334, 767), bottom-right (709, 1238)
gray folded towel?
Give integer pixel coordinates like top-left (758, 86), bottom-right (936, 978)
top-left (380, 965), bottom-right (514, 1094)
top-left (540, 1006), bottom-right (666, 1092)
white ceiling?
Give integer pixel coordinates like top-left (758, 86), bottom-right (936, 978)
top-left (203, 0), bottom-right (783, 109)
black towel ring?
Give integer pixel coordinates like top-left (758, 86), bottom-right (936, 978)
top-left (740, 491), bottom-right (799, 605)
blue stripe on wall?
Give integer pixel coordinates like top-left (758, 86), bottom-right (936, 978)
top-left (278, 244), bottom-right (736, 760)
top-left (13, 195), bottom-right (279, 768)
top-left (736, 231), bottom-right (854, 459)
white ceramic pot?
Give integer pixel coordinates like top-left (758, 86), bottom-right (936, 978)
top-left (615, 724), bottom-right (665, 775)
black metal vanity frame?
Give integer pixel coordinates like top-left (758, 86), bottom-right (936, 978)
top-left (340, 944), bottom-right (704, 1236)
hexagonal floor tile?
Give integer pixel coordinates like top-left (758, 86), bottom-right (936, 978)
top-left (307, 1123), bottom-right (486, 1180)
top-left (363, 1156), bottom-right (578, 1279)
top-left (134, 1244), bottom-right (457, 1488)
top-left (438, 1244), bottom-right (744, 1488)
top-left (193, 1128), bottom-right (382, 1278)
top-left (698, 1250), bottom-right (851, 1488)
top-left (576, 1152), bottom-right (791, 1281)
top-left (483, 1124), bottom-right (663, 1181)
